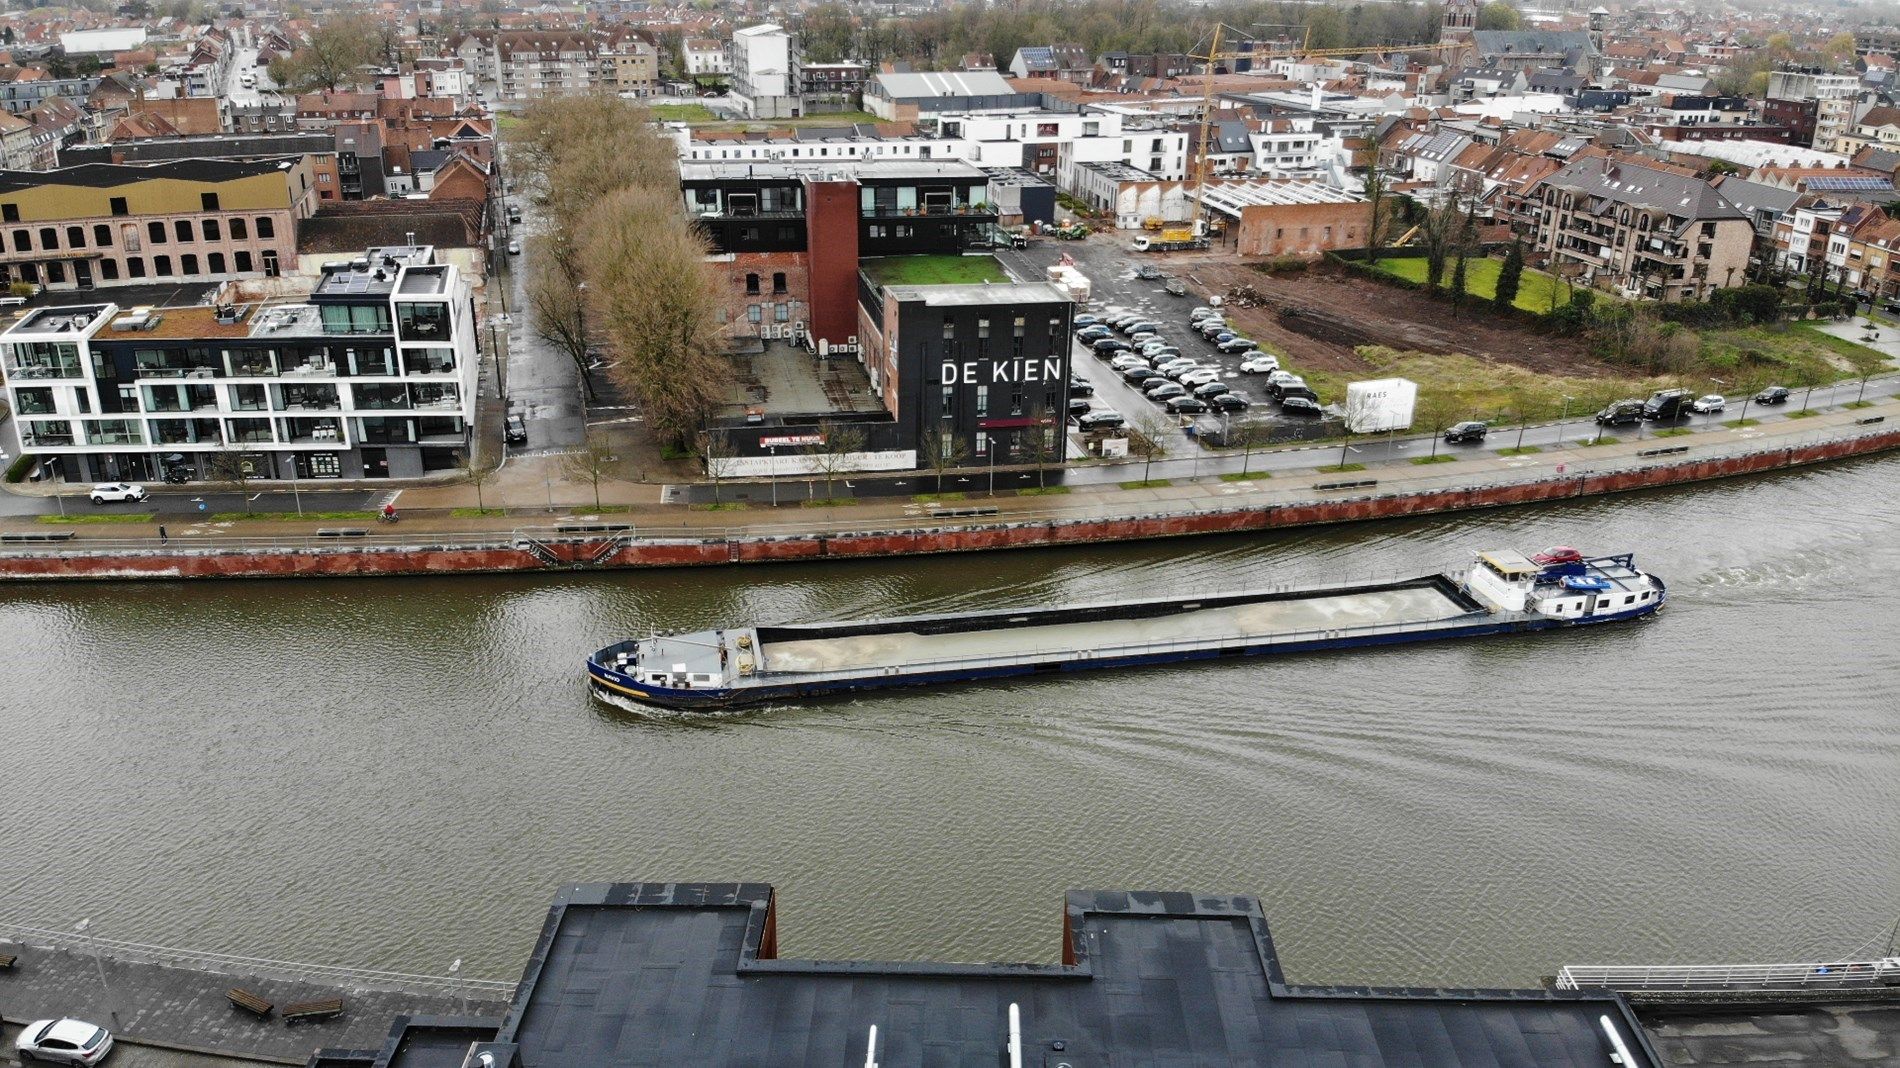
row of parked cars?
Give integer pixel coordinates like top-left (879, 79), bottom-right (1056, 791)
top-left (1075, 309), bottom-right (1257, 419)
top-left (1593, 386), bottom-right (1787, 427)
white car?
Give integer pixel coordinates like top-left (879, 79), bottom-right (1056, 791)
top-left (1690, 393), bottom-right (1726, 414)
top-left (88, 482), bottom-right (147, 504)
top-left (507, 240), bottom-right (521, 255)
top-left (1188, 306), bottom-right (1217, 322)
top-left (1180, 368), bottom-right (1222, 387)
top-left (16, 1018), bottom-right (113, 1064)
top-left (1240, 355), bottom-right (1281, 373)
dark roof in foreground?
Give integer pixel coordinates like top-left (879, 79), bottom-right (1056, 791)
top-left (313, 882), bottom-right (1664, 1068)
top-left (0, 158), bottom-right (303, 194)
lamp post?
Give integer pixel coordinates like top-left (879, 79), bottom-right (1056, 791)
top-left (1556, 394), bottom-right (1574, 446)
top-left (449, 957), bottom-right (465, 1016)
top-left (768, 446), bottom-right (778, 507)
top-left (74, 918), bottom-right (118, 1027)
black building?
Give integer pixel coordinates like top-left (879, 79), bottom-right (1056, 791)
top-left (681, 160), bottom-right (1000, 257)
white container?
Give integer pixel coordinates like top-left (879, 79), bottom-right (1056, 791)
top-left (1345, 377), bottom-right (1418, 433)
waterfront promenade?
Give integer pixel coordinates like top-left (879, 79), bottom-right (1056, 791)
top-left (0, 928), bottom-right (508, 1064)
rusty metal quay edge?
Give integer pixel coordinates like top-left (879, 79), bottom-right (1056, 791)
top-left (4, 412), bottom-right (1900, 582)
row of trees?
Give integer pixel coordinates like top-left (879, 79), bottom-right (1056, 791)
top-left (266, 16), bottom-right (403, 93)
top-left (511, 94), bottom-right (725, 452)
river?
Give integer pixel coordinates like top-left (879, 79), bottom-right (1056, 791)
top-left (1, 458), bottom-right (1896, 988)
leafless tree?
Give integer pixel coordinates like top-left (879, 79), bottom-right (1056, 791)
top-left (919, 424), bottom-right (968, 494)
top-left (208, 448), bottom-right (259, 513)
top-left (526, 242), bottom-right (595, 398)
top-left (560, 430), bottom-right (617, 511)
top-left (699, 427), bottom-right (733, 502)
top-left (461, 450), bottom-right (497, 514)
top-left (802, 421), bottom-right (867, 502)
top-left (267, 16), bottom-right (383, 91)
top-left (1132, 411), bottom-right (1171, 483)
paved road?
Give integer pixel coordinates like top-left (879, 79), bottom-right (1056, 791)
top-left (2, 1022), bottom-right (273, 1068)
top-left (493, 156), bottom-right (590, 453)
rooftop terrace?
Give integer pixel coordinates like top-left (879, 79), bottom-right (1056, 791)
top-left (859, 253), bottom-right (1010, 288)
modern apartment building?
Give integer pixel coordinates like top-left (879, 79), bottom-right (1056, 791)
top-left (1766, 67), bottom-right (1861, 152)
top-left (0, 158), bottom-right (317, 291)
top-left (731, 24), bottom-right (795, 119)
top-left (3, 245), bottom-right (478, 483)
top-left (683, 39), bottom-right (731, 79)
top-left (1532, 155), bottom-right (1754, 301)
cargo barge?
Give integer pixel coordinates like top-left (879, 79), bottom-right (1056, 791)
top-left (587, 549), bottom-right (1665, 711)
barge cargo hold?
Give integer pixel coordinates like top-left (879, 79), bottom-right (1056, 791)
top-left (587, 549), bottom-right (1665, 711)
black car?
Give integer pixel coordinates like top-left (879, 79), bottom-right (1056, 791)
top-left (1276, 385), bottom-right (1319, 404)
top-left (1092, 338), bottom-right (1132, 354)
top-left (1078, 410), bottom-right (1126, 430)
top-left (1442, 420), bottom-right (1488, 444)
top-left (1754, 385), bottom-right (1791, 404)
top-left (1165, 396), bottom-right (1210, 414)
top-left (1146, 381), bottom-right (1188, 400)
top-left (1125, 367), bottom-right (1164, 385)
top-left (505, 413), bottom-right (529, 445)
top-left (1281, 396), bottom-right (1323, 417)
top-left (1209, 393), bottom-right (1250, 412)
top-left (1077, 325), bottom-right (1112, 342)
top-left (1068, 378), bottom-right (1094, 397)
top-left (1067, 396), bottom-right (1092, 416)
top-left (1643, 388), bottom-right (1694, 420)
top-left (1192, 381), bottom-right (1231, 401)
top-left (1595, 399), bottom-right (1644, 426)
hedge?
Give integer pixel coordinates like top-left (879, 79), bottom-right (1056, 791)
top-left (4, 453), bottom-right (36, 483)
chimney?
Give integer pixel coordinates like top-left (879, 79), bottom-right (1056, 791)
top-left (405, 231), bottom-right (416, 245)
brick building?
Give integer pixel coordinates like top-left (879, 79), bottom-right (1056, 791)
top-left (1198, 180), bottom-right (1370, 257)
top-left (1532, 154), bottom-right (1754, 301)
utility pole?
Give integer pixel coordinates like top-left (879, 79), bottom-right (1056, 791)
top-left (74, 918), bottom-right (118, 1027)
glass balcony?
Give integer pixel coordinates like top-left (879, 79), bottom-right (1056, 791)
top-left (19, 421), bottom-right (75, 447)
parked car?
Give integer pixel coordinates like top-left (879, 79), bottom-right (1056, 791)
top-left (88, 482), bottom-right (146, 504)
top-left (1072, 315), bottom-right (1100, 330)
top-left (1207, 330), bottom-right (1238, 345)
top-left (1146, 381), bottom-right (1188, 400)
top-left (1156, 358), bottom-right (1198, 374)
top-left (1067, 396), bottom-right (1093, 415)
top-left (1239, 355), bottom-right (1281, 374)
top-left (1198, 321), bottom-right (1231, 340)
top-left (505, 413), bottom-right (529, 445)
top-left (1266, 376), bottom-right (1308, 399)
top-left (1690, 394), bottom-right (1726, 414)
top-left (1109, 354), bottom-right (1149, 370)
top-left (1180, 368), bottom-right (1222, 387)
top-left (1142, 345), bottom-right (1181, 362)
top-left (507, 240), bottom-right (521, 255)
top-left (1442, 420), bottom-right (1489, 444)
top-left (1092, 338), bottom-right (1132, 354)
top-left (1209, 392), bottom-right (1251, 412)
top-left (1595, 399), bottom-right (1644, 426)
top-left (1265, 369), bottom-right (1302, 388)
top-left (1276, 385), bottom-right (1319, 404)
top-left (1280, 396), bottom-right (1323, 417)
top-left (1192, 381), bottom-right (1232, 401)
top-left (1078, 410), bottom-right (1125, 430)
top-left (1165, 396), bottom-right (1210, 414)
top-left (16, 1018), bottom-right (113, 1065)
top-left (1068, 379), bottom-right (1095, 397)
top-left (1077, 326), bottom-right (1113, 342)
top-left (1216, 337), bottom-right (1258, 353)
top-left (1642, 387), bottom-right (1695, 420)
top-left (1188, 306), bottom-right (1218, 322)
top-left (1755, 385), bottom-right (1791, 404)
top-left (1125, 368), bottom-right (1164, 386)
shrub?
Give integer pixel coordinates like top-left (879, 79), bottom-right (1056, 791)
top-left (1252, 255), bottom-right (1310, 274)
top-left (4, 453), bottom-right (36, 482)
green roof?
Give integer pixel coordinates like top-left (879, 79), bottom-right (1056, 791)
top-left (859, 255), bottom-right (1010, 287)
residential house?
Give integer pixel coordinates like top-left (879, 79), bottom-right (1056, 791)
top-left (1533, 153), bottom-right (1754, 300)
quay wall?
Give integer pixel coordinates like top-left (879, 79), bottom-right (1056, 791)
top-left (4, 430), bottom-right (1896, 582)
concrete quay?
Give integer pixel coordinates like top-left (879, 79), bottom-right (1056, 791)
top-left (1, 396), bottom-right (1897, 581)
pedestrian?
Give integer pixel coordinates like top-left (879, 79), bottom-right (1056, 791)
top-left (158, 524), bottom-right (168, 545)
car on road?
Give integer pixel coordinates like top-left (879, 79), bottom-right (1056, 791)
top-left (1165, 396), bottom-right (1210, 414)
top-left (1145, 381), bottom-right (1188, 400)
top-left (1239, 355), bottom-right (1281, 374)
top-left (1209, 392), bottom-right (1251, 412)
top-left (1215, 337), bottom-right (1258, 353)
top-left (1281, 396), bottom-right (1323, 417)
top-left (1068, 396), bottom-right (1093, 415)
top-left (1690, 394), bottom-right (1726, 414)
top-left (16, 1018), bottom-right (113, 1064)
top-left (1078, 410), bottom-right (1125, 430)
top-left (505, 413), bottom-right (529, 445)
top-left (1595, 399), bottom-right (1644, 426)
top-left (1180, 368), bottom-right (1222, 387)
top-left (1755, 385), bottom-right (1791, 404)
top-left (1068, 379), bottom-right (1094, 397)
top-left (1642, 387), bottom-right (1695, 421)
top-left (88, 482), bottom-right (146, 504)
top-left (1442, 420), bottom-right (1489, 444)
top-left (507, 240), bottom-right (521, 255)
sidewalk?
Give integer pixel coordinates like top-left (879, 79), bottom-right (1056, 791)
top-left (3, 395), bottom-right (1893, 547)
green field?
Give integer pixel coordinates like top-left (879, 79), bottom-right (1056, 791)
top-left (650, 103), bottom-right (719, 123)
top-left (1369, 256), bottom-right (1571, 314)
top-left (1297, 346), bottom-right (1664, 429)
top-left (861, 254), bottom-right (1010, 287)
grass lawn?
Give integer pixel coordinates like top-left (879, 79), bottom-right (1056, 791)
top-left (1847, 399), bottom-right (1877, 408)
top-left (451, 507), bottom-right (507, 518)
top-left (1120, 479), bottom-right (1171, 489)
top-left (1786, 408), bottom-right (1820, 418)
top-left (1410, 454), bottom-right (1457, 465)
top-left (1300, 347), bottom-right (1662, 431)
top-left (861, 254), bottom-right (1009, 287)
top-left (1017, 485), bottom-right (1071, 495)
top-left (691, 501), bottom-right (748, 511)
top-left (1219, 471), bottom-right (1271, 481)
top-left (1722, 418), bottom-right (1760, 428)
top-left (1582, 435), bottom-right (1619, 446)
top-left (39, 512), bottom-right (152, 524)
top-left (912, 492), bottom-right (967, 503)
top-left (1316, 463), bottom-right (1367, 473)
top-left (1369, 256), bottom-right (1571, 314)
top-left (650, 103), bottom-right (718, 123)
top-left (1700, 323), bottom-right (1885, 386)
top-left (1496, 445), bottom-right (1542, 456)
top-left (1652, 427), bottom-right (1694, 438)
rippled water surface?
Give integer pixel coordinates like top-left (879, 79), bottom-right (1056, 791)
top-left (2, 461), bottom-right (1897, 985)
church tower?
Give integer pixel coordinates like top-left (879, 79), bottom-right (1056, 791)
top-left (1441, 0), bottom-right (1479, 42)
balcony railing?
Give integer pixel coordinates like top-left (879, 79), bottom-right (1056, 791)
top-left (861, 204), bottom-right (997, 219)
top-left (5, 363), bottom-right (82, 380)
top-left (20, 430), bottom-right (75, 447)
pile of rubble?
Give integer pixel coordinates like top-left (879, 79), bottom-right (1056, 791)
top-left (1222, 284), bottom-right (1269, 308)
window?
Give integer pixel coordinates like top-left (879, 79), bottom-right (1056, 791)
top-left (45, 262), bottom-right (63, 284)
top-left (126, 257), bottom-right (145, 278)
top-left (975, 430), bottom-right (989, 455)
top-left (941, 384), bottom-right (954, 417)
top-left (99, 259), bottom-right (118, 280)
top-left (175, 220), bottom-right (194, 242)
top-left (180, 254), bottom-right (198, 275)
top-left (396, 302), bottom-right (450, 341)
top-left (202, 219), bottom-right (220, 241)
top-left (92, 224), bottom-right (110, 246)
top-left (1009, 389), bottom-right (1023, 416)
top-left (262, 250), bottom-right (279, 277)
top-left (154, 255), bottom-right (172, 276)
top-left (942, 317), bottom-right (955, 340)
top-left (10, 229), bottom-right (27, 253)
top-left (234, 250), bottom-right (253, 272)
top-left (201, 192), bottom-right (220, 211)
top-left (255, 217), bottom-right (275, 239)
top-left (746, 304), bottom-right (762, 323)
top-left (37, 227), bottom-right (56, 249)
top-left (744, 273), bottom-right (760, 294)
top-left (231, 218), bottom-right (247, 240)
top-left (772, 272), bottom-right (786, 294)
top-left (66, 226), bottom-right (84, 248)
top-left (0, 203), bottom-right (15, 222)
top-left (208, 252), bottom-right (225, 273)
top-left (976, 384), bottom-right (989, 416)
top-left (147, 221), bottom-right (166, 244)
top-left (109, 196), bottom-right (128, 216)
top-left (774, 303), bottom-right (789, 322)
top-left (977, 318), bottom-right (990, 339)
top-left (1012, 316), bottom-right (1025, 337)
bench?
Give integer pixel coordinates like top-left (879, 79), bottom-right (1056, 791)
top-left (282, 997), bottom-right (345, 1023)
top-left (0, 952), bottom-right (16, 970)
top-left (554, 523), bottom-right (634, 534)
top-left (227, 987), bottom-right (273, 1018)
top-left (929, 507), bottom-right (1000, 518)
top-left (1636, 445), bottom-right (1690, 458)
top-left (1857, 415), bottom-right (1887, 426)
top-left (315, 528), bottom-right (368, 538)
top-left (1313, 479), bottom-right (1378, 491)
top-left (0, 531), bottom-right (75, 543)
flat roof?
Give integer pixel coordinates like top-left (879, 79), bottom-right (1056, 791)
top-left (4, 305), bottom-right (110, 336)
top-left (887, 280), bottom-right (1071, 306)
top-left (471, 882), bottom-right (1661, 1067)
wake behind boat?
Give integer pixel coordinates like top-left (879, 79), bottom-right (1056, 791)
top-left (587, 549), bottom-right (1665, 712)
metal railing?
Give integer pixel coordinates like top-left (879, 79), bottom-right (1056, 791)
top-left (1556, 959), bottom-right (1900, 992)
top-left (0, 919), bottom-right (517, 998)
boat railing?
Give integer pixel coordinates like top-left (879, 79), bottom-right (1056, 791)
top-left (754, 602), bottom-right (1497, 683)
top-left (1556, 959), bottom-right (1900, 992)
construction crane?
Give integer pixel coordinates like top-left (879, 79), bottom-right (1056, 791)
top-left (1186, 25), bottom-right (1468, 234)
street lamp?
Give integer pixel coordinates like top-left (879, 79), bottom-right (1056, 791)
top-left (74, 918), bottom-right (118, 1027)
top-left (449, 957), bottom-right (465, 1016)
top-left (768, 446), bottom-right (778, 507)
top-left (1556, 394), bottom-right (1574, 445)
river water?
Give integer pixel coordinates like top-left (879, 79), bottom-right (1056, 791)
top-left (2, 460), bottom-right (1897, 988)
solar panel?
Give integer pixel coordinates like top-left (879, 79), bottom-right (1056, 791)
top-left (1807, 176), bottom-right (1893, 191)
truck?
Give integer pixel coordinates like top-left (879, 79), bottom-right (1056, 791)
top-left (1132, 228), bottom-right (1209, 252)
top-left (1641, 387), bottom-right (1694, 421)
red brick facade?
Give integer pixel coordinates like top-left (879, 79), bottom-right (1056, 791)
top-left (804, 180), bottom-right (860, 352)
top-left (717, 250), bottom-right (810, 340)
top-left (1233, 201), bottom-right (1372, 258)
